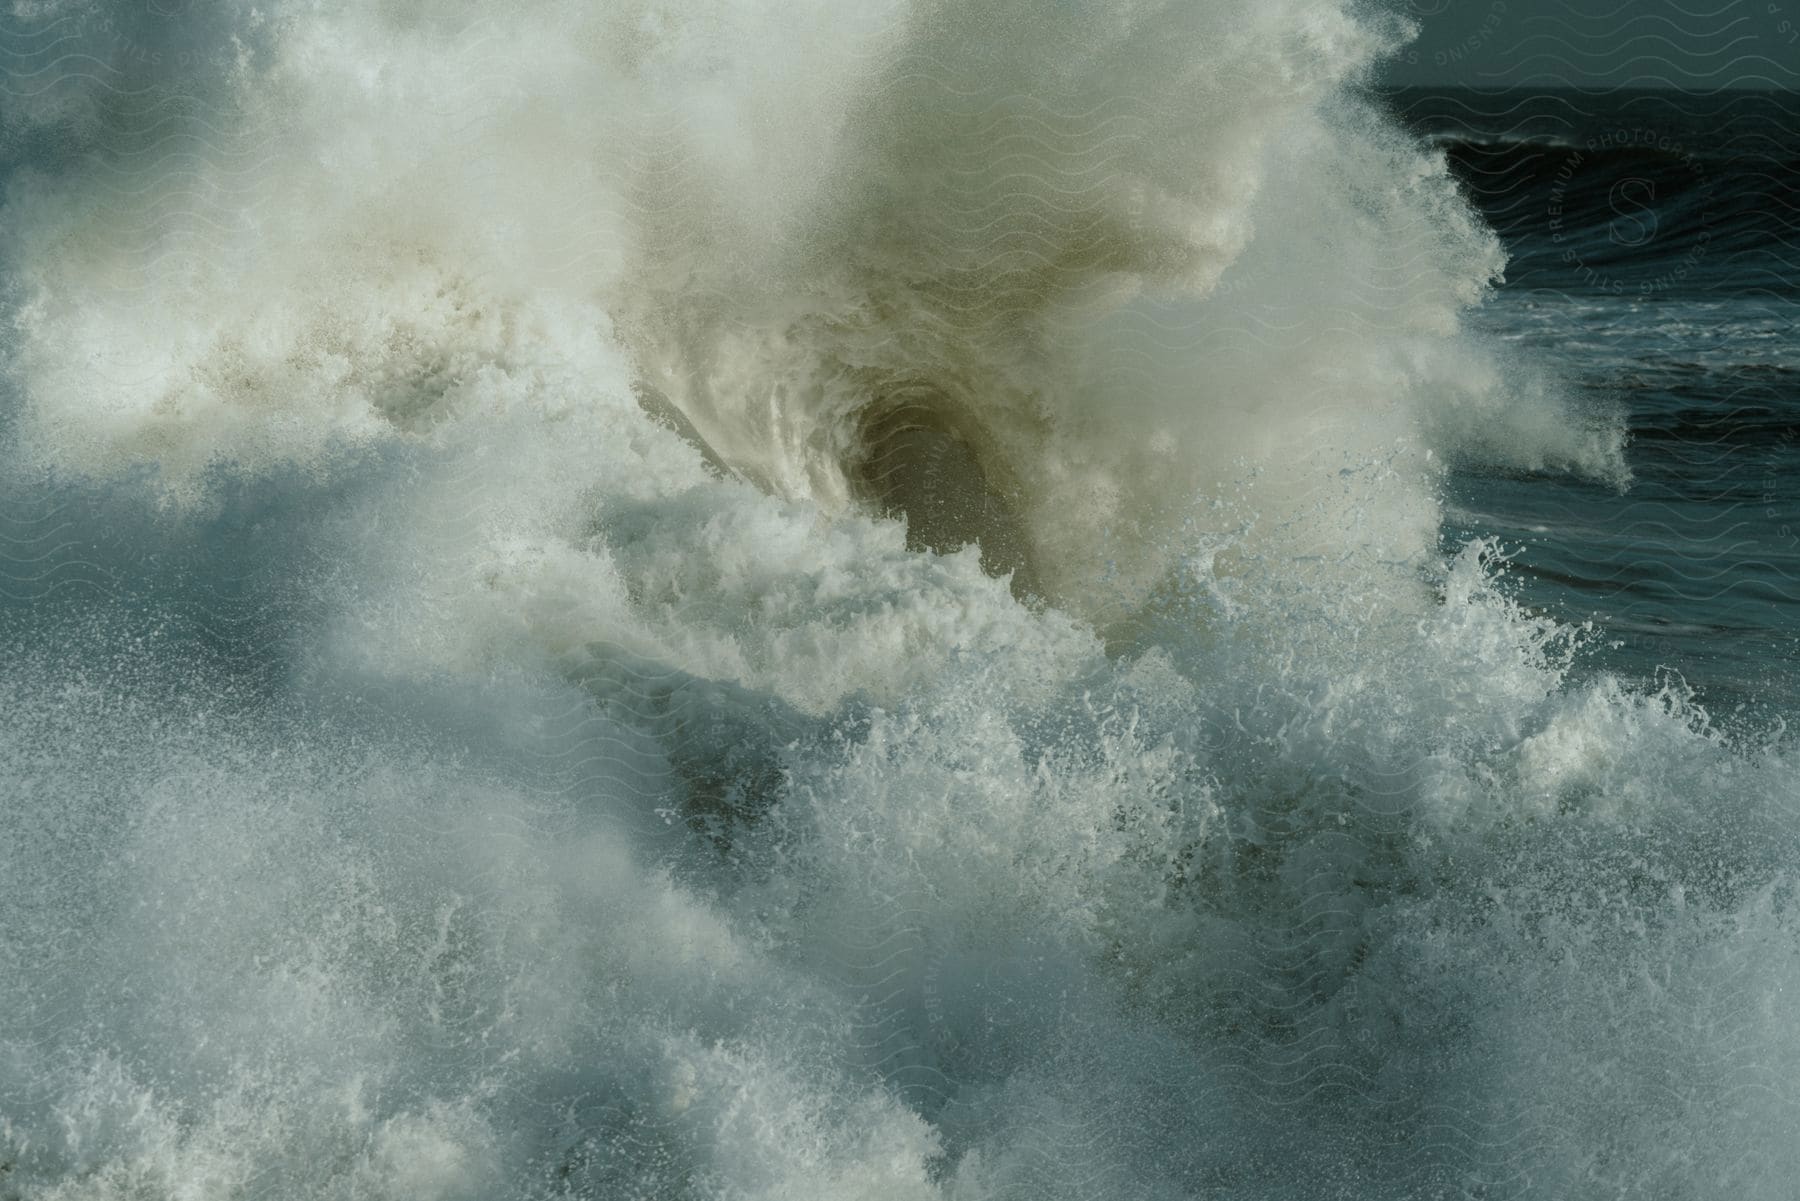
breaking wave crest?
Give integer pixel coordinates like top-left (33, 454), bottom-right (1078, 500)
top-left (2, 3), bottom-right (1793, 1199)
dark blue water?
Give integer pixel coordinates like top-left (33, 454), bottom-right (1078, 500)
top-left (1392, 88), bottom-right (1800, 723)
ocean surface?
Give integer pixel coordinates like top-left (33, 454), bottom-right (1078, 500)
top-left (1397, 87), bottom-right (1800, 721)
top-left (1, 5), bottom-right (1797, 1199)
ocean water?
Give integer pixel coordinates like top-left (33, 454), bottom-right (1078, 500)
top-left (0, 5), bottom-right (1796, 1199)
top-left (1397, 88), bottom-right (1800, 718)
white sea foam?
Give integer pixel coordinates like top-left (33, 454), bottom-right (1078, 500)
top-left (2, 2), bottom-right (1792, 1198)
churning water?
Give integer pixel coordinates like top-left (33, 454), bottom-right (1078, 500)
top-left (1, 3), bottom-right (1796, 1197)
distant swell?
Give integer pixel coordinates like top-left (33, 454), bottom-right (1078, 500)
top-left (1403, 91), bottom-right (1800, 289)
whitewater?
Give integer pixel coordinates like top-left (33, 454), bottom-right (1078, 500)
top-left (0, 1), bottom-right (1795, 1197)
